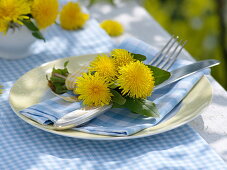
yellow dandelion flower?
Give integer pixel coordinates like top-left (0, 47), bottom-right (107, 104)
top-left (100, 20), bottom-right (124, 36)
top-left (31, 0), bottom-right (59, 29)
top-left (0, 0), bottom-right (30, 28)
top-left (89, 54), bottom-right (117, 82)
top-left (117, 61), bottom-right (155, 98)
top-left (112, 49), bottom-right (135, 68)
top-left (60, 2), bottom-right (89, 30)
top-left (75, 73), bottom-right (113, 107)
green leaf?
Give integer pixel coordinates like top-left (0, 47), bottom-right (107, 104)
top-left (64, 61), bottom-right (69, 68)
top-left (52, 67), bottom-right (62, 75)
top-left (111, 90), bottom-right (126, 105)
top-left (147, 65), bottom-right (171, 86)
top-left (21, 19), bottom-right (39, 31)
top-left (21, 19), bottom-right (46, 41)
top-left (50, 77), bottom-right (65, 83)
top-left (47, 62), bottom-right (70, 94)
top-left (32, 31), bottom-right (45, 41)
top-left (132, 53), bottom-right (147, 61)
top-left (113, 97), bottom-right (159, 117)
top-left (51, 66), bottom-right (69, 77)
top-left (55, 84), bottom-right (68, 94)
top-left (60, 68), bottom-right (69, 76)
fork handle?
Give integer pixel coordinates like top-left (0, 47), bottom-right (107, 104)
top-left (53, 105), bottom-right (112, 130)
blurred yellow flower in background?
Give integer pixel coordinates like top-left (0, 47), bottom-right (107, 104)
top-left (60, 2), bottom-right (89, 30)
top-left (117, 61), bottom-right (155, 98)
top-left (75, 73), bottom-right (113, 106)
top-left (31, 0), bottom-right (59, 29)
top-left (89, 54), bottom-right (117, 82)
top-left (100, 20), bottom-right (124, 36)
top-left (111, 49), bottom-right (135, 68)
top-left (0, 0), bottom-right (30, 31)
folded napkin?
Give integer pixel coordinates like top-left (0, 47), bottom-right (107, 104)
top-left (19, 37), bottom-right (208, 136)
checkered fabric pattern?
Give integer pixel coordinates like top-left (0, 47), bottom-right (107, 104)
top-left (1, 83), bottom-right (227, 169)
top-left (19, 40), bottom-right (206, 136)
top-left (0, 11), bottom-right (226, 170)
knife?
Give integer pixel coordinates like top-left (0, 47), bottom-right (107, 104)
top-left (54, 59), bottom-right (220, 130)
top-left (154, 59), bottom-right (220, 90)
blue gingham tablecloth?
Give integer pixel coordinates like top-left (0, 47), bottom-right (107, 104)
top-left (0, 17), bottom-right (226, 170)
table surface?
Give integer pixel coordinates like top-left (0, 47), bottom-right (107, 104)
top-left (89, 0), bottom-right (227, 163)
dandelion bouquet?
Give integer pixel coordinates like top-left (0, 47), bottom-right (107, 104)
top-left (47, 49), bottom-right (171, 117)
top-left (0, 0), bottom-right (90, 40)
top-left (0, 0), bottom-right (59, 40)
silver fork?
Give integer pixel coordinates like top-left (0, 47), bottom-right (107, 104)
top-left (149, 35), bottom-right (187, 71)
top-left (53, 36), bottom-right (187, 130)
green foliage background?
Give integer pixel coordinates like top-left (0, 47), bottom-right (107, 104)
top-left (143, 0), bottom-right (227, 89)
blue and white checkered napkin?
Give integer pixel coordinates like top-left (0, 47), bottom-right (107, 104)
top-left (19, 37), bottom-right (207, 136)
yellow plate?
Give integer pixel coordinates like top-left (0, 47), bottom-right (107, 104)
top-left (9, 54), bottom-right (212, 140)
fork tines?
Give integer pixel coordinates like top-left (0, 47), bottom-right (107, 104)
top-left (149, 35), bottom-right (187, 70)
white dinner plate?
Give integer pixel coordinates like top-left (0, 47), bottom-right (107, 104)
top-left (9, 54), bottom-right (212, 140)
